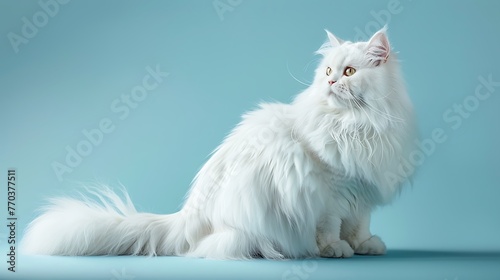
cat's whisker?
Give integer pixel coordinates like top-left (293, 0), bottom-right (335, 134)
top-left (360, 100), bottom-right (389, 166)
top-left (303, 57), bottom-right (321, 73)
top-left (377, 132), bottom-right (385, 166)
top-left (347, 99), bottom-right (365, 147)
top-left (352, 97), bottom-right (374, 126)
top-left (355, 97), bottom-right (404, 123)
top-left (346, 89), bottom-right (402, 124)
top-left (351, 97), bottom-right (379, 166)
top-left (365, 91), bottom-right (394, 101)
top-left (369, 107), bottom-right (403, 123)
top-left (286, 61), bottom-right (312, 87)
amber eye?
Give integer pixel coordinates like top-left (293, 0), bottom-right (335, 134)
top-left (344, 67), bottom-right (356, 76)
top-left (326, 67), bottom-right (332, 76)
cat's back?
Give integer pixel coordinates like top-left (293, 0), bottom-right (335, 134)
top-left (242, 102), bottom-right (294, 124)
top-left (234, 102), bottom-right (296, 147)
top-left (208, 102), bottom-right (299, 167)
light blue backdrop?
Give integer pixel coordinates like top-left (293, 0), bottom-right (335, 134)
top-left (1, 0), bottom-right (500, 279)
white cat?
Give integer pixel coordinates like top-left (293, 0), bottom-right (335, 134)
top-left (22, 27), bottom-right (416, 259)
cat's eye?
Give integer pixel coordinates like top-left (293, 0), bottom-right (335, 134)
top-left (344, 67), bottom-right (356, 77)
top-left (326, 67), bottom-right (332, 76)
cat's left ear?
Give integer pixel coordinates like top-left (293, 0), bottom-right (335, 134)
top-left (366, 27), bottom-right (390, 66)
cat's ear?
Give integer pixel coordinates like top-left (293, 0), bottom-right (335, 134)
top-left (316, 29), bottom-right (343, 56)
top-left (366, 27), bottom-right (390, 66)
top-left (326, 30), bottom-right (343, 48)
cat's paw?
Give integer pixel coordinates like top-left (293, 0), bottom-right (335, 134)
top-left (354, 235), bottom-right (386, 255)
top-left (320, 240), bottom-right (354, 258)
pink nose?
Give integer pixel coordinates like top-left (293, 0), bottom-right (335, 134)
top-left (328, 80), bottom-right (336, 85)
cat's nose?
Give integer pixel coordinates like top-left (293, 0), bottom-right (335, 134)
top-left (328, 80), bottom-right (336, 85)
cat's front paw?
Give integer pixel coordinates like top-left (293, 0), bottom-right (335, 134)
top-left (320, 240), bottom-right (354, 258)
top-left (354, 235), bottom-right (386, 255)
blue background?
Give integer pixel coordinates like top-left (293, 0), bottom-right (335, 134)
top-left (1, 0), bottom-right (499, 279)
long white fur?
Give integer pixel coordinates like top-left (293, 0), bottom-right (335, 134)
top-left (22, 27), bottom-right (416, 259)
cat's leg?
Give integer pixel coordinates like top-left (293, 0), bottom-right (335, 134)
top-left (186, 229), bottom-right (283, 259)
top-left (187, 230), bottom-right (250, 259)
top-left (342, 213), bottom-right (386, 255)
top-left (316, 214), bottom-right (354, 258)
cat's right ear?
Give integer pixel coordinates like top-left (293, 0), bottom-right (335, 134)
top-left (326, 30), bottom-right (343, 48)
top-left (316, 30), bottom-right (343, 56)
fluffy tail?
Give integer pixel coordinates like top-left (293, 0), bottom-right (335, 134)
top-left (21, 187), bottom-right (188, 256)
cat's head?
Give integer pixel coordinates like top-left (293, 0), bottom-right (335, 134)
top-left (313, 27), bottom-right (402, 112)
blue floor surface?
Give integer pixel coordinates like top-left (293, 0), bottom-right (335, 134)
top-left (1, 249), bottom-right (499, 280)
